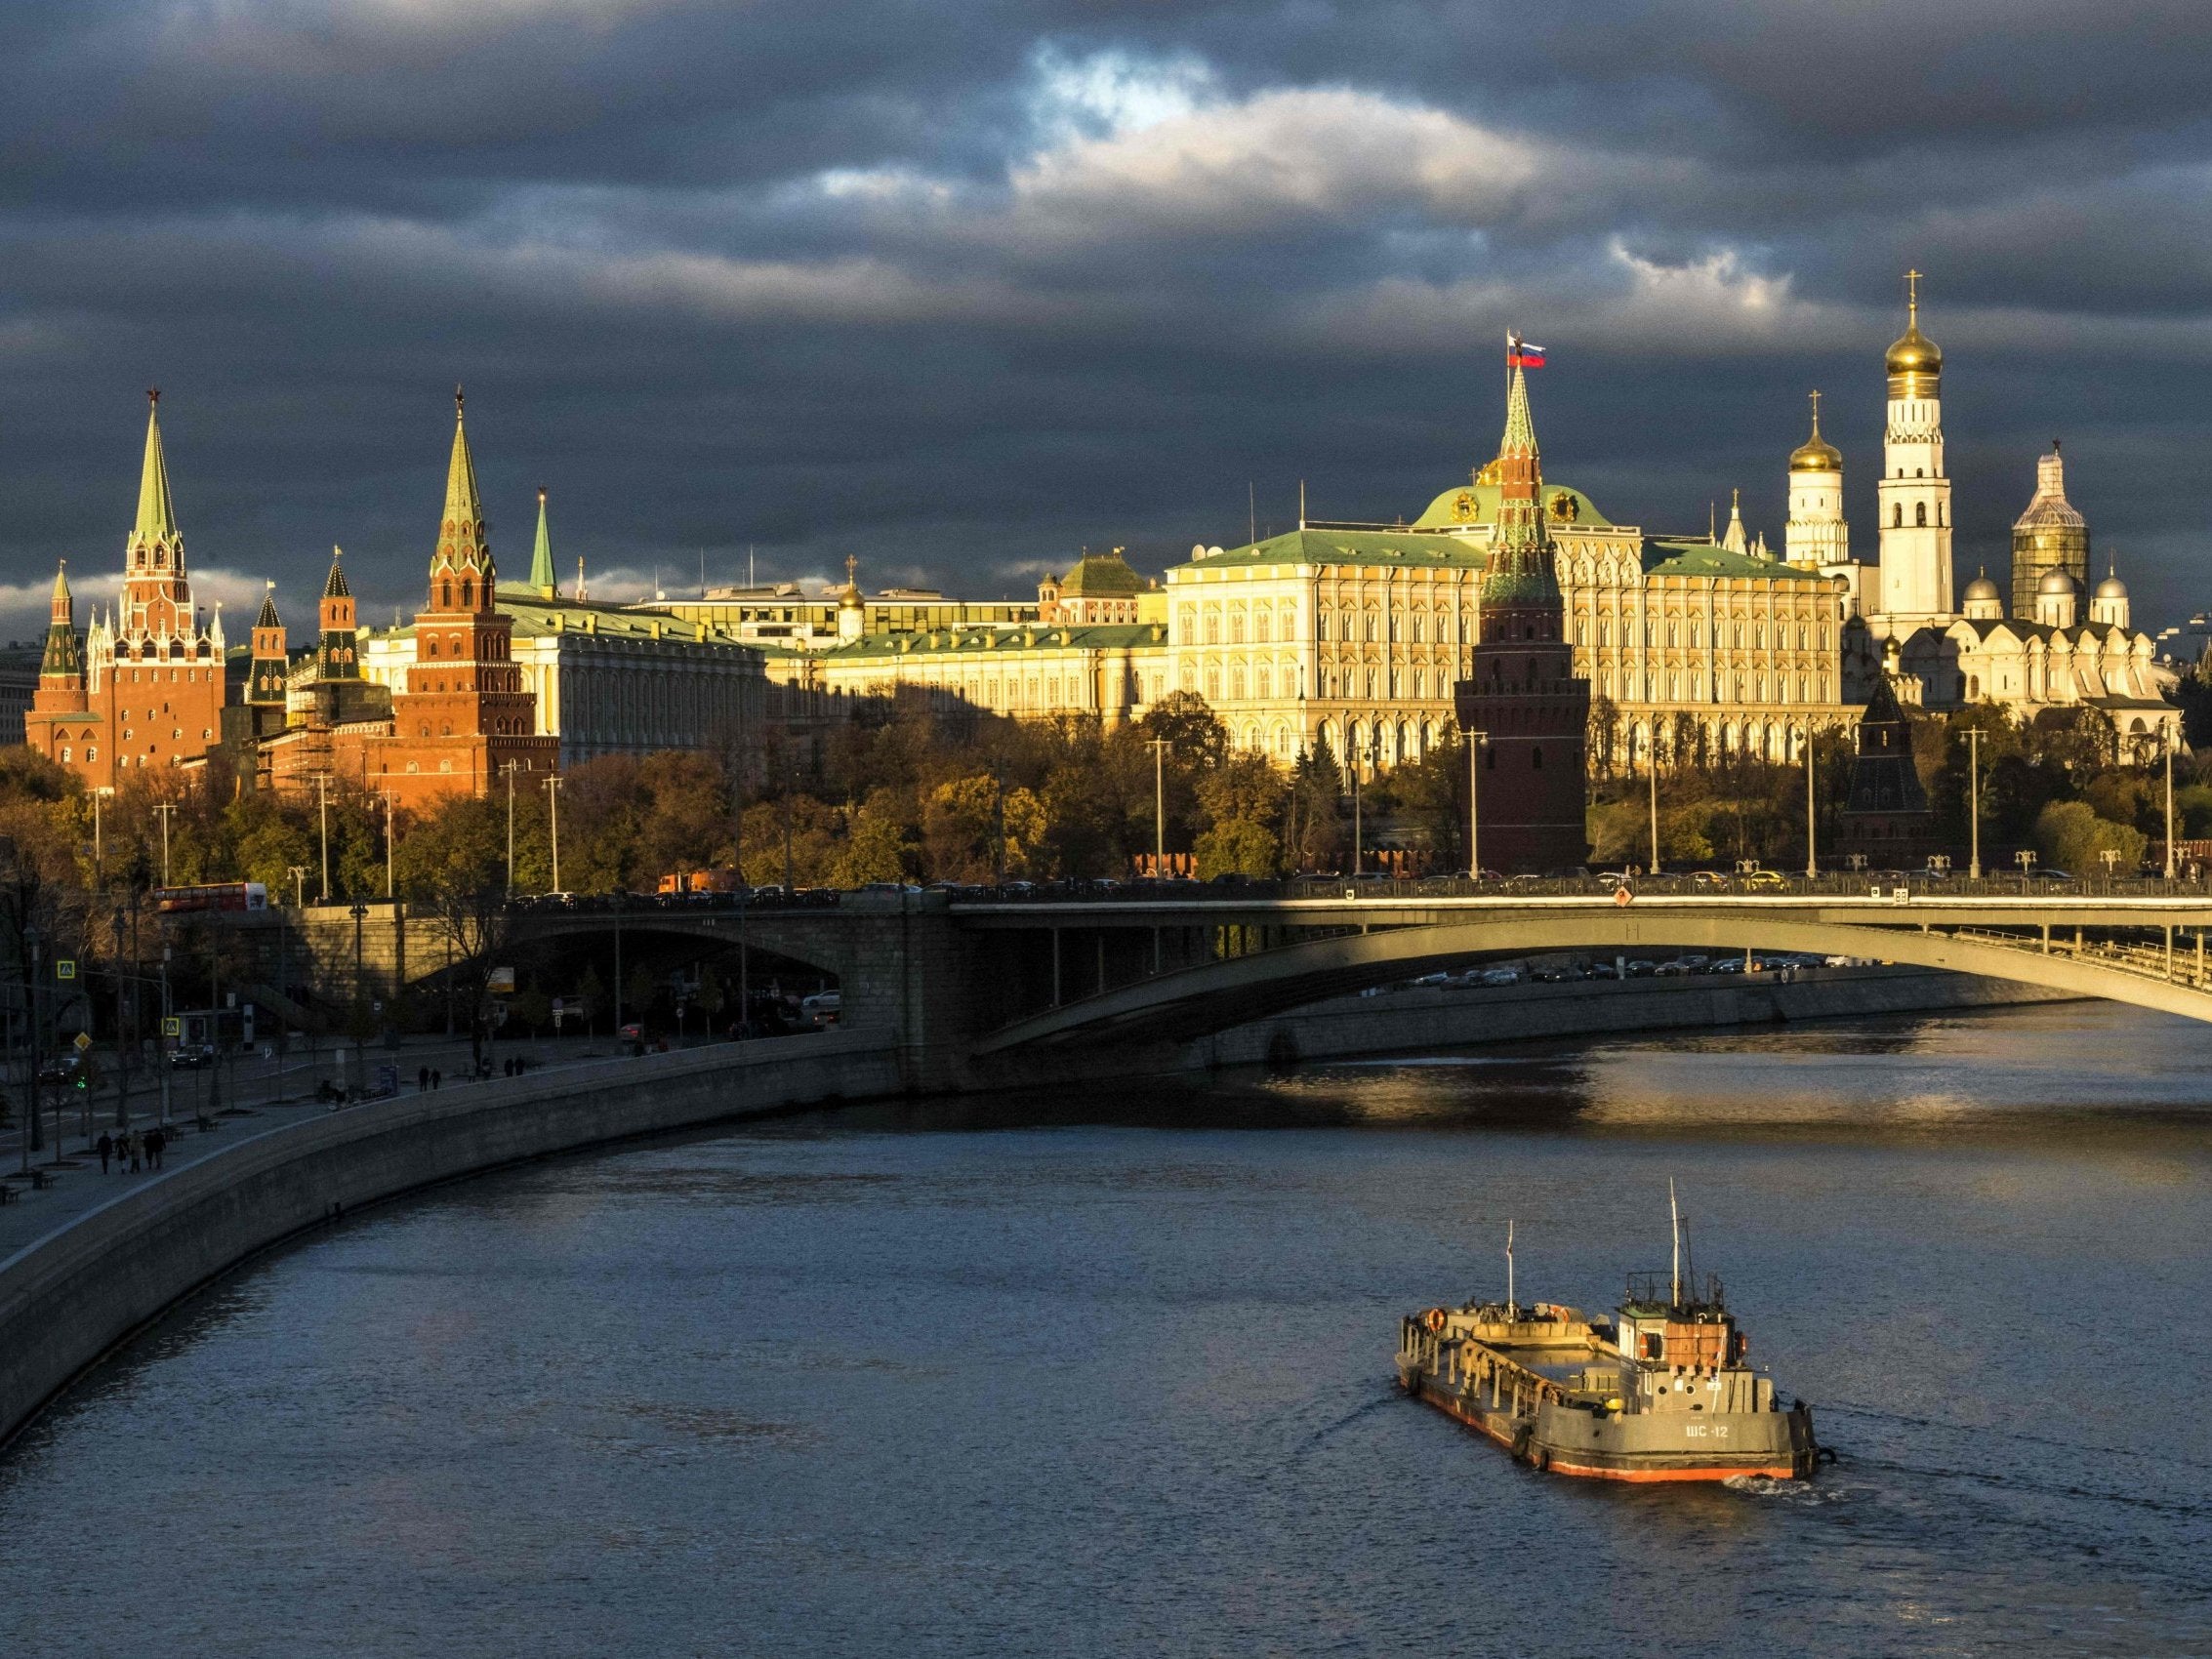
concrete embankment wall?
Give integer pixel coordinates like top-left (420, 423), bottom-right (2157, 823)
top-left (0, 1029), bottom-right (901, 1449)
top-left (1191, 966), bottom-right (2070, 1070)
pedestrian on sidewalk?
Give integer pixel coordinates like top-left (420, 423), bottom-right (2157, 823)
top-left (430, 1069), bottom-right (441, 1090)
top-left (125, 1130), bottom-right (141, 1173)
top-left (96, 1131), bottom-right (112, 1174)
top-left (146, 1126), bottom-right (165, 1170)
top-left (418, 1065), bottom-right (430, 1092)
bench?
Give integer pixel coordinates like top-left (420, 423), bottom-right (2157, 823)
top-left (0, 1183), bottom-right (17, 1204)
top-left (27, 1168), bottom-right (58, 1192)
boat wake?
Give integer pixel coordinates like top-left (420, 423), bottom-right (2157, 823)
top-left (1723, 1473), bottom-right (1846, 1504)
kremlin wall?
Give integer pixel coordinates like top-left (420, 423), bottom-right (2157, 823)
top-left (20, 277), bottom-right (2183, 819)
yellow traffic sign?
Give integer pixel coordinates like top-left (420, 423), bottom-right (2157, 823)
top-left (56, 959), bottom-right (76, 980)
top-left (73, 1032), bottom-right (91, 1052)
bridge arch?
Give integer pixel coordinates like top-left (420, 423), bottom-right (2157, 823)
top-left (972, 910), bottom-right (2212, 1054)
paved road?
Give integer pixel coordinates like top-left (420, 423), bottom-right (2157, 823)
top-left (0, 1032), bottom-right (706, 1266)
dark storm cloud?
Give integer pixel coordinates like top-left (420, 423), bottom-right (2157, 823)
top-left (1, 0), bottom-right (2209, 641)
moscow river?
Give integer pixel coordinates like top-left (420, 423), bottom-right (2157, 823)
top-left (4, 1002), bottom-right (2210, 1656)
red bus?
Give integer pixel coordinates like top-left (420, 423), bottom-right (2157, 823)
top-left (154, 882), bottom-right (269, 914)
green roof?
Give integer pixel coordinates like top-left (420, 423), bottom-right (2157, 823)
top-left (1412, 478), bottom-right (1614, 531)
top-left (366, 585), bottom-right (758, 649)
top-left (1178, 527), bottom-right (1488, 572)
top-left (1056, 551), bottom-right (1143, 597)
top-left (810, 623), bottom-right (1164, 662)
top-left (1643, 542), bottom-right (1837, 583)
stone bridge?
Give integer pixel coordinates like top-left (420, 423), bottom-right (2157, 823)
top-left (242, 889), bottom-right (2212, 1086)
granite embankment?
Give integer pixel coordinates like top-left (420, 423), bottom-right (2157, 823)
top-left (1190, 964), bottom-right (2070, 1069)
top-left (0, 1029), bottom-right (901, 1448)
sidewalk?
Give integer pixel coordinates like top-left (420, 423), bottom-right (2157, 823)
top-left (0, 1032), bottom-right (703, 1266)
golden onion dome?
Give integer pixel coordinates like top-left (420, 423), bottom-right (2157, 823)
top-left (1788, 390), bottom-right (1841, 471)
top-left (1789, 430), bottom-right (1842, 473)
top-left (1886, 274), bottom-right (1943, 391)
top-left (1885, 322), bottom-right (1943, 378)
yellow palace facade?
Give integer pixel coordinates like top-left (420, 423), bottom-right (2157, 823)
top-left (754, 380), bottom-right (1862, 776)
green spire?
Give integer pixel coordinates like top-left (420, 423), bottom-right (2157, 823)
top-left (132, 389), bottom-right (179, 552)
top-left (40, 562), bottom-right (82, 680)
top-left (434, 386), bottom-right (494, 599)
top-left (444, 389), bottom-right (483, 533)
top-left (1498, 358), bottom-right (1538, 464)
top-left (1481, 350), bottom-right (1559, 608)
top-left (529, 487), bottom-right (556, 598)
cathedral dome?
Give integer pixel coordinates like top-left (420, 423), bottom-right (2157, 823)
top-left (2038, 567), bottom-right (2078, 596)
top-left (2095, 571), bottom-right (2128, 600)
top-left (1963, 572), bottom-right (2000, 603)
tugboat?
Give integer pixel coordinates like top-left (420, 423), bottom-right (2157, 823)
top-left (1395, 1191), bottom-right (1824, 1481)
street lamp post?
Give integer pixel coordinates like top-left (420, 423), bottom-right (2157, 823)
top-left (152, 803), bottom-right (174, 887)
top-left (382, 792), bottom-right (396, 899)
top-left (1804, 730), bottom-right (1819, 879)
top-left (503, 761), bottom-right (519, 895)
top-left (544, 775), bottom-right (564, 893)
top-left (1152, 737), bottom-right (1172, 877)
top-left (1466, 729), bottom-right (1488, 879)
top-left (24, 927), bottom-right (41, 1159)
top-left (157, 942), bottom-right (171, 1126)
top-left (1647, 738), bottom-right (1662, 877)
top-left (1351, 743), bottom-right (1365, 877)
top-left (1967, 727), bottom-right (1984, 880)
top-left (349, 900), bottom-right (369, 1093)
top-left (2165, 731), bottom-right (2178, 882)
top-left (314, 773), bottom-right (332, 902)
top-left (288, 865), bottom-right (307, 910)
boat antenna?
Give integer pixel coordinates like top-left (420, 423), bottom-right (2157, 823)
top-left (1669, 1178), bottom-right (1682, 1308)
top-left (1506, 1219), bottom-right (1516, 1315)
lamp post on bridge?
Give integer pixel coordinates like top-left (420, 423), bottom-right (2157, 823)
top-left (1804, 730), bottom-right (1819, 880)
top-left (544, 775), bottom-right (565, 895)
top-left (1148, 739), bottom-right (1170, 879)
top-left (1466, 729), bottom-right (1488, 880)
top-left (2165, 729), bottom-right (2178, 883)
top-left (1966, 728), bottom-right (1984, 881)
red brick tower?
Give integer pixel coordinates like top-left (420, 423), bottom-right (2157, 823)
top-left (370, 391), bottom-right (555, 806)
top-left (25, 563), bottom-right (93, 773)
top-left (1454, 341), bottom-right (1590, 872)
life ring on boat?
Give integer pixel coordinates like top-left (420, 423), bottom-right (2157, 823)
top-left (1423, 1307), bottom-right (1449, 1334)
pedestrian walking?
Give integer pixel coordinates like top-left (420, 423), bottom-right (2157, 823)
top-left (418, 1065), bottom-right (430, 1092)
top-left (147, 1126), bottom-right (165, 1170)
top-left (430, 1069), bottom-right (441, 1090)
top-left (96, 1132), bottom-right (112, 1174)
top-left (125, 1130), bottom-right (142, 1174)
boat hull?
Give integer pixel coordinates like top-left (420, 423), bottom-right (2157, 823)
top-left (1399, 1365), bottom-right (1818, 1482)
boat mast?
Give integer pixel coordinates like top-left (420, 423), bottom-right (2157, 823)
top-left (1669, 1179), bottom-right (1682, 1308)
top-left (1506, 1219), bottom-right (1515, 1315)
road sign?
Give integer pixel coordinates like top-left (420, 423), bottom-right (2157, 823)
top-left (56, 959), bottom-right (75, 980)
top-left (73, 1031), bottom-right (92, 1052)
top-left (162, 1016), bottom-right (182, 1037)
top-left (487, 966), bottom-right (516, 993)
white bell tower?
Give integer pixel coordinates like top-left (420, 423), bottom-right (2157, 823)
top-left (1875, 271), bottom-right (1954, 629)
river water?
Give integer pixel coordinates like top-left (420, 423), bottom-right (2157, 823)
top-left (4, 1002), bottom-right (2210, 1657)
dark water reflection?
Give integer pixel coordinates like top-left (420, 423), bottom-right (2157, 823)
top-left (4, 1002), bottom-right (2210, 1656)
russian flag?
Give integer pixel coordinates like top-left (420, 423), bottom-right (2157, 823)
top-left (1509, 341), bottom-right (1547, 369)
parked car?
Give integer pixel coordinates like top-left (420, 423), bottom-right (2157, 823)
top-left (1741, 869), bottom-right (1786, 889)
top-left (1479, 967), bottom-right (1523, 986)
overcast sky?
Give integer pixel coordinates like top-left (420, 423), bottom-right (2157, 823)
top-left (2, 0), bottom-right (2208, 644)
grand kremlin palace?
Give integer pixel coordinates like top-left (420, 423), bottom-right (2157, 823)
top-left (750, 375), bottom-right (1857, 778)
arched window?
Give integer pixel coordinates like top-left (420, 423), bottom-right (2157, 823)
top-left (1206, 613), bottom-right (1220, 645)
top-left (1892, 505), bottom-right (1903, 528)
top-left (1915, 502), bottom-right (1928, 528)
